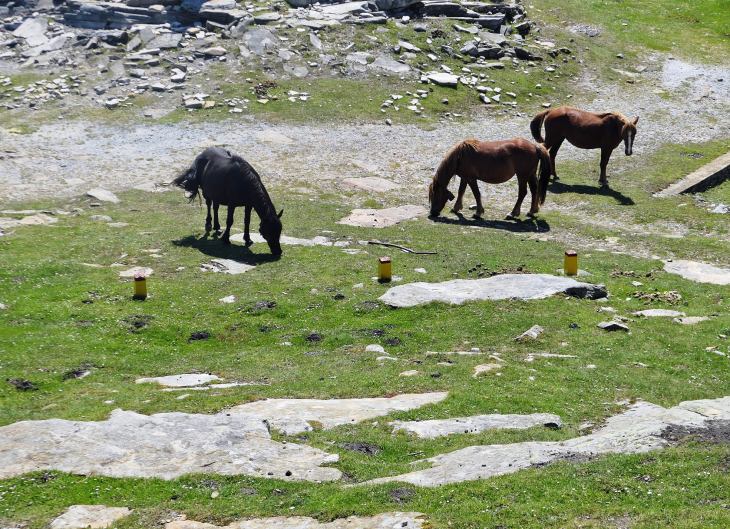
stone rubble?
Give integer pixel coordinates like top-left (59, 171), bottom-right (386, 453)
top-left (364, 396), bottom-right (730, 487)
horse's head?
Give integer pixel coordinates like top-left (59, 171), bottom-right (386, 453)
top-left (623, 116), bottom-right (639, 156)
top-left (260, 209), bottom-right (283, 256)
top-left (428, 179), bottom-right (455, 216)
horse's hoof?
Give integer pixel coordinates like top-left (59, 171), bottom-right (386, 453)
top-left (205, 225), bottom-right (212, 232)
top-left (552, 175), bottom-right (560, 181)
top-left (600, 182), bottom-right (610, 188)
top-left (505, 214), bottom-right (517, 221)
top-left (527, 212), bottom-right (537, 218)
top-left (244, 240), bottom-right (254, 247)
top-left (221, 238), bottom-right (231, 245)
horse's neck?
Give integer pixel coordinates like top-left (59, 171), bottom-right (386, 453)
top-left (250, 180), bottom-right (276, 220)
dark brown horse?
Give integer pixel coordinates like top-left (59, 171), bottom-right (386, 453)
top-left (428, 138), bottom-right (551, 219)
top-left (173, 147), bottom-right (283, 255)
top-left (530, 106), bottom-right (639, 187)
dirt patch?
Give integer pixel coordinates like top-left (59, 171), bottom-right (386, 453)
top-left (359, 328), bottom-right (385, 337)
top-left (385, 337), bottom-right (403, 346)
top-left (252, 81), bottom-right (278, 97)
top-left (6, 378), bottom-right (38, 391)
top-left (661, 420), bottom-right (730, 445)
top-left (238, 487), bottom-right (258, 496)
top-left (306, 332), bottom-right (322, 343)
top-left (199, 478), bottom-right (220, 489)
top-left (124, 314), bottom-right (154, 332)
top-left (62, 367), bottom-right (90, 380)
top-left (339, 442), bottom-right (381, 456)
top-left (188, 331), bottom-right (211, 343)
top-left (632, 290), bottom-right (683, 305)
top-left (389, 487), bottom-right (416, 504)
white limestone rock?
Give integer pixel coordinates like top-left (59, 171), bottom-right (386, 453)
top-left (165, 512), bottom-right (426, 529)
top-left (391, 413), bottom-right (562, 438)
top-left (87, 188), bottom-right (120, 203)
top-left (50, 505), bottom-right (132, 529)
top-left (663, 259), bottom-right (730, 285)
top-left (135, 374), bottom-right (221, 387)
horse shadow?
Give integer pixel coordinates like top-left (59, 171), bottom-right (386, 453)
top-left (548, 181), bottom-right (635, 206)
top-left (172, 233), bottom-right (282, 265)
top-left (428, 213), bottom-right (550, 233)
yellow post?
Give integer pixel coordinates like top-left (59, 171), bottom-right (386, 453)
top-left (378, 256), bottom-right (392, 282)
top-left (564, 250), bottom-right (578, 276)
top-left (133, 274), bottom-right (147, 300)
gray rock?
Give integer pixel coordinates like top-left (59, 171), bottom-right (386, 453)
top-left (398, 40), bottom-right (421, 52)
top-left (200, 259), bottom-right (255, 274)
top-left (201, 0), bottom-right (236, 9)
top-left (50, 505), bottom-right (132, 529)
top-left (89, 215), bottom-right (113, 222)
top-left (391, 413), bottom-right (561, 438)
top-left (337, 205), bottom-right (427, 228)
top-left (369, 55), bottom-right (410, 73)
top-left (285, 0), bottom-right (311, 6)
top-left (346, 51), bottom-right (371, 65)
top-left (230, 233), bottom-right (332, 247)
top-left (516, 324), bottom-right (544, 342)
top-left (126, 35), bottom-right (142, 51)
top-left (379, 274), bottom-right (607, 308)
top-left (165, 513), bottom-right (427, 529)
top-left (673, 316), bottom-right (711, 325)
top-left (13, 17), bottom-right (48, 39)
top-left (283, 64), bottom-right (309, 77)
top-left (87, 188), bottom-right (120, 202)
top-left (242, 27), bottom-right (276, 55)
top-left (309, 33), bottom-right (322, 50)
top-left (426, 72), bottom-right (458, 87)
top-left (254, 12), bottom-right (282, 24)
top-left (135, 374), bottom-right (221, 387)
top-left (0, 409), bottom-right (341, 481)
top-left (460, 41), bottom-right (477, 56)
top-left (321, 1), bottom-right (369, 16)
top-left (230, 18), bottom-right (253, 38)
top-left (634, 309), bottom-right (686, 318)
top-left (181, 0), bottom-right (206, 12)
top-left (597, 321), bottom-right (629, 332)
top-left (147, 33), bottom-right (182, 49)
top-left (374, 0), bottom-right (420, 10)
top-left (233, 392), bottom-right (448, 435)
top-left (663, 260), bottom-right (730, 285)
top-left (364, 397), bottom-right (730, 487)
top-left (138, 26), bottom-right (156, 42)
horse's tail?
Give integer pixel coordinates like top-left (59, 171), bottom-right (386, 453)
top-left (535, 142), bottom-right (551, 205)
top-left (173, 154), bottom-right (208, 203)
top-left (433, 139), bottom-right (479, 190)
top-left (530, 110), bottom-right (549, 144)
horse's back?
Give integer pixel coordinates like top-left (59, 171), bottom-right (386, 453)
top-left (199, 152), bottom-right (265, 207)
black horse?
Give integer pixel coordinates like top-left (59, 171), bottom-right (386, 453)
top-left (173, 147), bottom-right (283, 255)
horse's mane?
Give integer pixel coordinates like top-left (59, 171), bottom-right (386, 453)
top-left (596, 111), bottom-right (635, 136)
top-left (434, 139), bottom-right (479, 186)
top-left (230, 154), bottom-right (279, 223)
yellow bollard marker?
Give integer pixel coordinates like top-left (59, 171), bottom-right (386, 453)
top-left (378, 256), bottom-right (392, 282)
top-left (133, 273), bottom-right (147, 300)
top-left (564, 250), bottom-right (578, 276)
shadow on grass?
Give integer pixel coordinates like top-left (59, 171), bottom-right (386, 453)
top-left (548, 180), bottom-right (635, 206)
top-left (428, 213), bottom-right (550, 232)
top-left (172, 234), bottom-right (282, 264)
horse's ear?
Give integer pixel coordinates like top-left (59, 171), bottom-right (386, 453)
top-left (633, 117), bottom-right (639, 125)
top-left (277, 209), bottom-right (284, 219)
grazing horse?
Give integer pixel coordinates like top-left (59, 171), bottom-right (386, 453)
top-left (530, 106), bottom-right (639, 187)
top-left (173, 147), bottom-right (283, 255)
top-left (428, 138), bottom-right (551, 219)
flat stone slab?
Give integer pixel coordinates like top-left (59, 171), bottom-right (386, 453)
top-left (634, 309), bottom-right (686, 318)
top-left (87, 188), bottom-right (120, 203)
top-left (165, 513), bottom-right (426, 529)
top-left (119, 266), bottom-right (153, 278)
top-left (50, 505), bottom-right (133, 529)
top-left (232, 392), bottom-right (448, 435)
top-left (135, 374), bottom-right (221, 387)
top-left (379, 274), bottom-right (607, 308)
top-left (201, 259), bottom-right (255, 274)
top-left (339, 177), bottom-right (398, 192)
top-left (369, 55), bottom-right (411, 74)
top-left (674, 316), bottom-right (711, 325)
top-left (364, 397), bottom-right (730, 487)
top-left (391, 413), bottom-right (562, 438)
top-left (655, 150), bottom-right (730, 197)
top-left (0, 409), bottom-right (340, 482)
top-left (230, 233), bottom-right (333, 247)
top-left (426, 72), bottom-right (458, 87)
top-left (663, 260), bottom-right (730, 285)
top-left (337, 205), bottom-right (427, 228)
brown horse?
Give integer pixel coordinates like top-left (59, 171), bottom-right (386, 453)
top-left (428, 138), bottom-right (551, 220)
top-left (530, 106), bottom-right (639, 187)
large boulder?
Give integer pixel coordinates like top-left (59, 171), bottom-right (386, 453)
top-left (242, 27), bottom-right (277, 55)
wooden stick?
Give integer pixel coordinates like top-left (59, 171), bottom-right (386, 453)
top-left (367, 240), bottom-right (437, 255)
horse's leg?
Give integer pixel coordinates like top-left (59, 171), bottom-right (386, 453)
top-left (213, 202), bottom-right (222, 234)
top-left (205, 199), bottom-right (213, 232)
top-left (526, 172), bottom-right (539, 218)
top-left (548, 139), bottom-right (564, 180)
top-left (221, 206), bottom-right (235, 245)
top-left (599, 148), bottom-right (612, 187)
top-left (451, 178), bottom-right (468, 214)
top-left (507, 177), bottom-right (528, 219)
top-left (243, 205), bottom-right (253, 246)
top-left (468, 180), bottom-right (484, 217)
